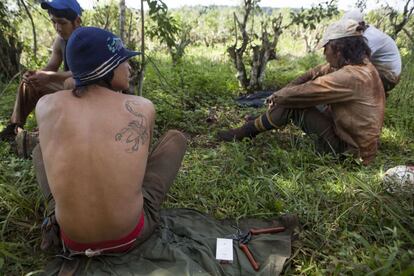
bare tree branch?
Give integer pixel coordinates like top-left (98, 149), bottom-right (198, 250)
top-left (19, 0), bottom-right (37, 61)
top-left (386, 0), bottom-right (414, 39)
top-left (137, 0), bottom-right (145, 96)
top-left (119, 0), bottom-right (126, 41)
top-left (402, 27), bottom-right (414, 43)
top-left (127, 12), bottom-right (133, 46)
top-left (249, 14), bottom-right (283, 90)
top-left (227, 0), bottom-right (283, 92)
top-left (227, 0), bottom-right (255, 90)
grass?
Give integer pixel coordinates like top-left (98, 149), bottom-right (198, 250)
top-left (0, 46), bottom-right (413, 275)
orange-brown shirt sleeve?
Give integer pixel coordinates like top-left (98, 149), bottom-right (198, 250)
top-left (271, 67), bottom-right (357, 108)
top-left (286, 63), bottom-right (335, 87)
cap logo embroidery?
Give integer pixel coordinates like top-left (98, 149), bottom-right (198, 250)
top-left (107, 37), bottom-right (123, 53)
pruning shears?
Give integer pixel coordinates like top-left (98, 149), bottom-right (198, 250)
top-left (227, 226), bottom-right (286, 271)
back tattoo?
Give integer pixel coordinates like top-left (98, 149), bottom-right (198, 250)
top-left (115, 100), bottom-right (149, 153)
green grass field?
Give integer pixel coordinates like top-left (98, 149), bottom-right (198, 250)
top-left (0, 46), bottom-right (413, 275)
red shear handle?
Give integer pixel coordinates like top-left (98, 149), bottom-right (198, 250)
top-left (239, 243), bottom-right (260, 271)
top-left (250, 226), bottom-right (285, 235)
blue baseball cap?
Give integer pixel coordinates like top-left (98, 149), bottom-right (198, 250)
top-left (41, 0), bottom-right (82, 17)
top-left (66, 27), bottom-right (140, 87)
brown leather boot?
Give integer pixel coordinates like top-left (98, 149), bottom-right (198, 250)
top-left (0, 124), bottom-right (18, 142)
top-left (217, 121), bottom-right (260, 141)
top-left (40, 214), bottom-right (61, 252)
top-left (15, 130), bottom-right (39, 159)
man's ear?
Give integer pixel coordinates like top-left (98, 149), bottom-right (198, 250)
top-left (336, 51), bottom-right (348, 66)
top-left (74, 16), bottom-right (82, 27)
top-left (335, 49), bottom-right (342, 59)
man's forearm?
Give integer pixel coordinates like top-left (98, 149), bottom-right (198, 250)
top-left (46, 71), bottom-right (73, 83)
top-left (275, 85), bottom-right (353, 109)
top-left (286, 63), bottom-right (333, 88)
top-left (286, 70), bottom-right (315, 87)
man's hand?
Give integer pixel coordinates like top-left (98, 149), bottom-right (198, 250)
top-left (63, 77), bottom-right (76, 90)
top-left (22, 70), bottom-right (36, 83)
top-left (26, 70), bottom-right (53, 88)
top-left (266, 94), bottom-right (277, 108)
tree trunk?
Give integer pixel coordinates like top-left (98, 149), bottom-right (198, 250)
top-left (0, 33), bottom-right (22, 80)
top-left (226, 5), bottom-right (252, 91)
top-left (137, 0), bottom-right (145, 96)
top-left (119, 0), bottom-right (126, 41)
top-left (227, 1), bottom-right (283, 92)
top-left (402, 27), bottom-right (414, 43)
top-left (168, 28), bottom-right (191, 65)
top-left (304, 33), bottom-right (312, 53)
top-left (127, 12), bottom-right (133, 46)
top-left (103, 6), bottom-right (110, 30)
top-left (0, 1), bottom-right (22, 80)
top-left (303, 25), bottom-right (323, 53)
top-left (20, 0), bottom-right (37, 61)
top-left (249, 14), bottom-right (282, 91)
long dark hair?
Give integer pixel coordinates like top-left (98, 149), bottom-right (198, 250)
top-left (329, 34), bottom-right (371, 66)
top-left (71, 71), bottom-right (114, 97)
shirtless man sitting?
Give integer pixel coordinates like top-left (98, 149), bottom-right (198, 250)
top-left (0, 0), bottom-right (82, 142)
top-left (33, 27), bottom-right (187, 255)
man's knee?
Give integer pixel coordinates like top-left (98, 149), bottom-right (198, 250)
top-left (294, 108), bottom-right (333, 135)
top-left (267, 105), bottom-right (296, 128)
top-left (162, 130), bottom-right (187, 150)
top-left (166, 129), bottom-right (187, 140)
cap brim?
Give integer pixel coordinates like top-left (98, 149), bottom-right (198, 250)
top-left (317, 40), bottom-right (329, 50)
top-left (40, 2), bottom-right (51, 9)
top-left (124, 49), bottom-right (141, 59)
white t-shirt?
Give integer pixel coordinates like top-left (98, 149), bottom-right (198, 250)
top-left (364, 26), bottom-right (402, 77)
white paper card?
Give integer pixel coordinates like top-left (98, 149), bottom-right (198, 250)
top-left (216, 238), bottom-right (233, 262)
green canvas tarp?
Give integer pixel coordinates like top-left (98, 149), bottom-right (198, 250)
top-left (43, 208), bottom-right (298, 276)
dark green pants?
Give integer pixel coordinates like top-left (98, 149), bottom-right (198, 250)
top-left (256, 105), bottom-right (348, 155)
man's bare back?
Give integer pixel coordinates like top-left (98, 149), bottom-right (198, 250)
top-left (36, 86), bottom-right (155, 242)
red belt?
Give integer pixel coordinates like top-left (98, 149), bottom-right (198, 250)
top-left (61, 212), bottom-right (144, 256)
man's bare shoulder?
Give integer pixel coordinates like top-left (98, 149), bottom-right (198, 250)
top-left (51, 36), bottom-right (64, 50)
top-left (118, 94), bottom-right (155, 116)
top-left (35, 90), bottom-right (71, 121)
top-left (113, 95), bottom-right (155, 153)
top-left (36, 89), bottom-right (71, 108)
top-left (120, 94), bottom-right (154, 106)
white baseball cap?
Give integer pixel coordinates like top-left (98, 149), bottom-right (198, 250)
top-left (318, 19), bottom-right (363, 49)
top-left (342, 9), bottom-right (364, 23)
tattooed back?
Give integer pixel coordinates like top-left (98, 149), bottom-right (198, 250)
top-left (35, 86), bottom-right (155, 243)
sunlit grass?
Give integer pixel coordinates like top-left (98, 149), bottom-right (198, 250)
top-left (1, 47), bottom-right (413, 275)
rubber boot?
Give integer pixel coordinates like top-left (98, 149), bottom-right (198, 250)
top-left (217, 120), bottom-right (260, 142)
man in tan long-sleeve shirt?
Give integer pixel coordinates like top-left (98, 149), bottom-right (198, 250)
top-left (218, 20), bottom-right (385, 165)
